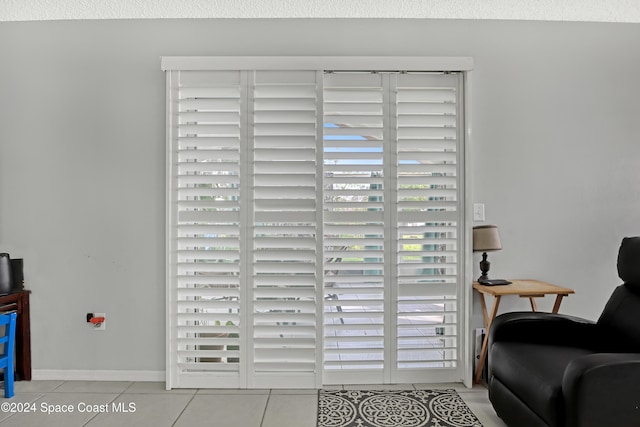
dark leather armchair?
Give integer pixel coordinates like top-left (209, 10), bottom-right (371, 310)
top-left (487, 237), bottom-right (640, 427)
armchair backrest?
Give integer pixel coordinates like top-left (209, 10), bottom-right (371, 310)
top-left (597, 237), bottom-right (640, 352)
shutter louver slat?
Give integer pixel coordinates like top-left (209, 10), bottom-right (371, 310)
top-left (252, 72), bottom-right (319, 376)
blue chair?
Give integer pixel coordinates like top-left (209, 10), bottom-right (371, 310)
top-left (0, 312), bottom-right (17, 398)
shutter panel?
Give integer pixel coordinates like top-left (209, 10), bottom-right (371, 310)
top-left (251, 71), bottom-right (320, 382)
top-left (395, 73), bottom-right (461, 370)
top-left (323, 73), bottom-right (386, 375)
top-left (171, 71), bottom-right (243, 382)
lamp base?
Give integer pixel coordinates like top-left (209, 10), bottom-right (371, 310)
top-left (477, 252), bottom-right (511, 285)
top-left (478, 252), bottom-right (491, 282)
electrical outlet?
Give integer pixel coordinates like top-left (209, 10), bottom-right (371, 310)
top-left (91, 312), bottom-right (106, 331)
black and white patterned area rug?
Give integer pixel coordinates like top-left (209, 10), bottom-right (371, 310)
top-left (318, 389), bottom-right (483, 427)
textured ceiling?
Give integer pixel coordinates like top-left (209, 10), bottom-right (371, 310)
top-left (1, 0), bottom-right (640, 23)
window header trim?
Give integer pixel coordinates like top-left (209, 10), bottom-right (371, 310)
top-left (160, 56), bottom-right (473, 72)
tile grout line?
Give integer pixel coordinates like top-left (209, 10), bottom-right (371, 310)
top-left (82, 382), bottom-right (132, 426)
top-left (258, 390), bottom-right (273, 427)
top-left (171, 388), bottom-right (199, 427)
top-left (0, 392), bottom-right (46, 424)
top-left (50, 380), bottom-right (66, 392)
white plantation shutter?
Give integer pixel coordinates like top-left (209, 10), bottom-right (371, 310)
top-left (322, 73), bottom-right (388, 382)
top-left (395, 73), bottom-right (462, 372)
top-left (165, 57), bottom-right (470, 389)
top-left (251, 71), bottom-right (321, 386)
top-left (168, 70), bottom-right (244, 387)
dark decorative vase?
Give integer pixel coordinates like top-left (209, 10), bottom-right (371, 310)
top-left (0, 253), bottom-right (13, 295)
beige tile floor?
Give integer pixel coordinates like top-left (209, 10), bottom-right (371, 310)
top-left (0, 381), bottom-right (507, 426)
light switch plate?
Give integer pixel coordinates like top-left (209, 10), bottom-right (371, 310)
top-left (473, 203), bottom-right (485, 221)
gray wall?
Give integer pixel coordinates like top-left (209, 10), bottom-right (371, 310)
top-left (1, 19), bottom-right (639, 373)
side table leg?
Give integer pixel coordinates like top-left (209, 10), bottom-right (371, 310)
top-left (478, 293), bottom-right (489, 329)
top-left (552, 295), bottom-right (566, 314)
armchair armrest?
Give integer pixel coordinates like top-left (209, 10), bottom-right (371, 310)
top-left (562, 353), bottom-right (640, 427)
top-left (489, 312), bottom-right (598, 349)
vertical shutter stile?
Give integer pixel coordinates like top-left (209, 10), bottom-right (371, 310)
top-left (239, 70), bottom-right (251, 387)
top-left (385, 75), bottom-right (398, 382)
top-left (314, 70), bottom-right (326, 389)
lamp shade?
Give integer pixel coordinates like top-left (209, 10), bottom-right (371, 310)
top-left (473, 225), bottom-right (502, 252)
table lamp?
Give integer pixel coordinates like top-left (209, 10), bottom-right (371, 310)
top-left (473, 225), bottom-right (503, 284)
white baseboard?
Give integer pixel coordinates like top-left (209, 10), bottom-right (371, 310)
top-left (33, 370), bottom-right (165, 382)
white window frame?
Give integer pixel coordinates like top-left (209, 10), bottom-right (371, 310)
top-left (163, 56), bottom-right (474, 388)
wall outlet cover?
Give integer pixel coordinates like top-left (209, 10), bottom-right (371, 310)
top-left (93, 312), bottom-right (106, 331)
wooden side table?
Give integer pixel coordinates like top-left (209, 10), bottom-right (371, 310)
top-left (0, 290), bottom-right (31, 381)
top-left (473, 279), bottom-right (574, 384)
